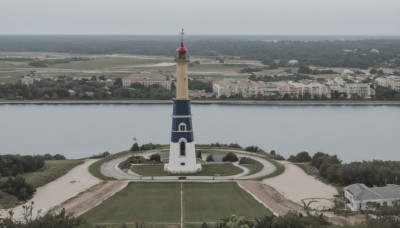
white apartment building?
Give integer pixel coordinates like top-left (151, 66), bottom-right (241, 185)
top-left (122, 72), bottom-right (171, 90)
top-left (375, 76), bottom-right (400, 92)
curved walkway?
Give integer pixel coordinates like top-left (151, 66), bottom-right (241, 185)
top-left (100, 149), bottom-right (276, 181)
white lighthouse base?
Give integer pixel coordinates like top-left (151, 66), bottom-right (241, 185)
top-left (164, 141), bottom-right (202, 174)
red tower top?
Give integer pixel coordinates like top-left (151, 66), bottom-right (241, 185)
top-left (176, 29), bottom-right (189, 61)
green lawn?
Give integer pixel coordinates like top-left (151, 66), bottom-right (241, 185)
top-left (242, 158), bottom-right (264, 175)
top-left (82, 182), bottom-right (180, 223)
top-left (82, 182), bottom-right (271, 225)
top-left (184, 182), bottom-right (271, 222)
top-left (0, 190), bottom-right (19, 209)
top-left (131, 163), bottom-right (243, 176)
top-left (51, 57), bottom-right (165, 70)
top-left (21, 160), bottom-right (83, 188)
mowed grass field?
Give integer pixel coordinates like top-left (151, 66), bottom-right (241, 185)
top-left (82, 182), bottom-right (271, 225)
top-left (82, 182), bottom-right (180, 223)
top-left (184, 182), bottom-right (271, 222)
top-left (21, 159), bottom-right (83, 188)
top-left (131, 163), bottom-right (243, 176)
top-left (51, 57), bottom-right (167, 70)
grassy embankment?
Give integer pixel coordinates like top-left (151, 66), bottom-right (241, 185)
top-left (258, 158), bottom-right (285, 180)
top-left (88, 150), bottom-right (131, 180)
top-left (294, 162), bottom-right (343, 188)
top-left (21, 159), bottom-right (83, 188)
top-left (131, 163), bottom-right (243, 176)
top-left (82, 182), bottom-right (271, 225)
top-left (0, 191), bottom-right (19, 209)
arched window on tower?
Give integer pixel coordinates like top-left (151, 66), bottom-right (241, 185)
top-left (179, 123), bottom-right (187, 132)
top-left (180, 141), bottom-right (186, 156)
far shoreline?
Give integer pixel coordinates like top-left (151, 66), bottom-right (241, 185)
top-left (1, 99), bottom-right (400, 106)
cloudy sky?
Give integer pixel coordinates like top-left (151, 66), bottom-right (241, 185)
top-left (1, 0), bottom-right (399, 35)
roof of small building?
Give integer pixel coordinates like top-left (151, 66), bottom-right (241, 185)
top-left (345, 183), bottom-right (400, 201)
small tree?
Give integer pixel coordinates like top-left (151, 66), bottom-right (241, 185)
top-left (206, 154), bottom-right (214, 162)
top-left (149, 153), bottom-right (161, 163)
top-left (222, 152), bottom-right (238, 162)
top-left (130, 143), bottom-right (140, 152)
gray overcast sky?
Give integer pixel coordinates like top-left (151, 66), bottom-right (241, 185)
top-left (0, 0), bottom-right (399, 35)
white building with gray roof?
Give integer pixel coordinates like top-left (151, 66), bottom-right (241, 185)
top-left (344, 183), bottom-right (400, 211)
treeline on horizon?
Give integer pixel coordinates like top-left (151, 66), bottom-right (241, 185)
top-left (0, 36), bottom-right (400, 68)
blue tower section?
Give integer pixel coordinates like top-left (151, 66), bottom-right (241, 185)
top-left (171, 100), bottom-right (194, 143)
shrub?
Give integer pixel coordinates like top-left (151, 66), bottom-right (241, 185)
top-left (239, 157), bottom-right (255, 165)
top-left (128, 156), bottom-right (145, 164)
top-left (130, 143), bottom-right (140, 152)
top-left (206, 154), bottom-right (214, 162)
top-left (222, 152), bottom-right (238, 162)
top-left (288, 151), bottom-right (312, 162)
top-left (245, 146), bottom-right (263, 153)
top-left (149, 153), bottom-right (161, 163)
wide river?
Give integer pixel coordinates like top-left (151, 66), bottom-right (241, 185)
top-left (0, 104), bottom-right (399, 162)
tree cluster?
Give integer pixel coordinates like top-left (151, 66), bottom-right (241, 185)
top-left (0, 177), bottom-right (36, 200)
top-left (0, 79), bottom-right (110, 100)
top-left (188, 79), bottom-right (212, 93)
top-left (375, 85), bottom-right (400, 100)
top-left (244, 146), bottom-right (264, 153)
top-left (248, 74), bottom-right (313, 82)
top-left (0, 155), bottom-right (45, 177)
top-left (28, 57), bottom-right (92, 68)
top-left (309, 152), bottom-right (400, 186)
top-left (287, 151), bottom-right (312, 162)
top-left (43, 154), bottom-right (66, 160)
top-left (222, 152), bottom-right (239, 162)
top-left (89, 152), bottom-right (110, 159)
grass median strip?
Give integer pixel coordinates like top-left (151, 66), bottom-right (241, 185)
top-left (131, 163), bottom-right (243, 176)
top-left (88, 150), bottom-right (131, 180)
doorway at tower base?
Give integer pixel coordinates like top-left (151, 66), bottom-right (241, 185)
top-left (164, 142), bottom-right (202, 174)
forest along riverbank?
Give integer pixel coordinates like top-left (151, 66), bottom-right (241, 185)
top-left (1, 100), bottom-right (400, 106)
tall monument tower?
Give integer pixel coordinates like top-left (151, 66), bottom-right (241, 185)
top-left (164, 29), bottom-right (202, 173)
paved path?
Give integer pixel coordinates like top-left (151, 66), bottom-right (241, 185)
top-left (100, 149), bottom-right (276, 181)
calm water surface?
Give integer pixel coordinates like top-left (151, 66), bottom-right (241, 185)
top-left (0, 104), bottom-right (399, 162)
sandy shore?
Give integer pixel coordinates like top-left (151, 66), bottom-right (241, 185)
top-left (0, 159), bottom-right (101, 220)
top-left (0, 100), bottom-right (400, 106)
top-left (262, 161), bottom-right (337, 210)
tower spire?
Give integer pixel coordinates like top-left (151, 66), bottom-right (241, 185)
top-left (180, 28), bottom-right (184, 44)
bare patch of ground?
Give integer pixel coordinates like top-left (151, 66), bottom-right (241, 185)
top-left (238, 180), bottom-right (303, 216)
top-left (53, 180), bottom-right (128, 216)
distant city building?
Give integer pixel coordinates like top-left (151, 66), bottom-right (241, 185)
top-left (344, 183), bottom-right (400, 211)
top-left (370, 49), bottom-right (380, 54)
top-left (287, 59), bottom-right (299, 66)
top-left (213, 79), bottom-right (374, 99)
top-left (20, 76), bottom-right (34, 85)
top-left (122, 72), bottom-right (171, 90)
top-left (213, 80), bottom-right (278, 98)
top-left (375, 76), bottom-right (400, 92)
top-left (68, 90), bottom-right (76, 96)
